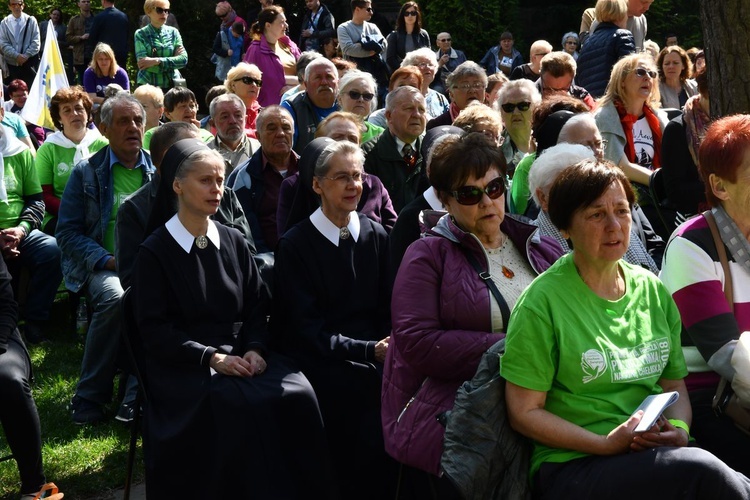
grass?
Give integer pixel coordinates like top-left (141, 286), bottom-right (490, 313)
top-left (0, 295), bottom-right (144, 500)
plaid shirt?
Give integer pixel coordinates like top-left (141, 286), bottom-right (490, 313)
top-left (134, 24), bottom-right (187, 88)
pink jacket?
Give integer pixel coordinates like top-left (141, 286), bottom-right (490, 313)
top-left (243, 34), bottom-right (300, 107)
top-left (381, 214), bottom-right (563, 475)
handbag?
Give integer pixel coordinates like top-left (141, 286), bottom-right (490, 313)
top-left (706, 211), bottom-right (750, 435)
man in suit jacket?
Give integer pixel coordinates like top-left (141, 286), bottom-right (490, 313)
top-left (89, 0), bottom-right (129, 68)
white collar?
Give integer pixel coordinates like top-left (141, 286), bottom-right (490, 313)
top-left (309, 207), bottom-right (360, 246)
top-left (423, 187), bottom-right (443, 210)
top-left (165, 214), bottom-right (221, 253)
top-left (394, 136), bottom-right (416, 155)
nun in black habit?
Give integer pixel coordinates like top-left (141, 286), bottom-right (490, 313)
top-left (132, 139), bottom-right (334, 499)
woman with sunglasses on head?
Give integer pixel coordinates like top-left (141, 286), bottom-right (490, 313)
top-left (244, 6), bottom-right (300, 107)
top-left (385, 2), bottom-right (430, 74)
top-left (382, 133), bottom-right (563, 497)
top-left (496, 78), bottom-right (541, 177)
top-left (224, 62), bottom-right (263, 138)
top-left (595, 52), bottom-right (670, 239)
top-left (134, 0), bottom-right (187, 94)
top-left (337, 69), bottom-right (383, 142)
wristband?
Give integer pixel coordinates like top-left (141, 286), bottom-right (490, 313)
top-left (668, 418), bottom-right (690, 438)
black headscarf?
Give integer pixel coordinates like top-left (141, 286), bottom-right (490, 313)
top-left (144, 138), bottom-right (213, 239)
top-left (534, 110), bottom-right (575, 156)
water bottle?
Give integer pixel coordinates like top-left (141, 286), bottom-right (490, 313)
top-left (76, 297), bottom-right (88, 336)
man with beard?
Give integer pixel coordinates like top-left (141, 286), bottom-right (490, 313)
top-left (208, 93), bottom-right (260, 172)
top-left (227, 105), bottom-right (298, 253)
top-left (281, 57), bottom-right (339, 151)
top-left (362, 86), bottom-right (428, 213)
top-left (143, 87), bottom-right (214, 150)
top-left (427, 60), bottom-right (487, 130)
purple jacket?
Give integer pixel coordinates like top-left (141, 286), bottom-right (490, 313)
top-left (382, 213), bottom-right (563, 475)
top-left (243, 34), bottom-right (301, 107)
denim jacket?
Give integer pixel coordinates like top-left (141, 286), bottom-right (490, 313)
top-left (56, 146), bottom-right (154, 292)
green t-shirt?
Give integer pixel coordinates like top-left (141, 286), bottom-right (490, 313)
top-left (104, 164), bottom-right (143, 253)
top-left (509, 152), bottom-right (535, 215)
top-left (142, 125), bottom-right (214, 151)
top-left (501, 254), bottom-right (687, 478)
top-left (35, 136), bottom-right (110, 226)
top-left (0, 149), bottom-right (41, 229)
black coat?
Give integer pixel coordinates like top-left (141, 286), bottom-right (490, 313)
top-left (576, 22), bottom-right (635, 98)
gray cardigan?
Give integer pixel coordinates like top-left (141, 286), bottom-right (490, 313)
top-left (595, 100), bottom-right (669, 167)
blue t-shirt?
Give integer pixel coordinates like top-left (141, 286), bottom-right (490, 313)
top-left (83, 66), bottom-right (130, 97)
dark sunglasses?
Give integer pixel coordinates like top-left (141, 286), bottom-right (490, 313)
top-left (217, 12), bottom-right (228, 19)
top-left (438, 38), bottom-right (451, 42)
top-left (235, 76), bottom-right (262, 86)
top-left (155, 7), bottom-right (170, 14)
top-left (451, 177), bottom-right (506, 205)
top-left (501, 101), bottom-right (531, 113)
top-left (634, 68), bottom-right (658, 79)
top-left (365, 7), bottom-right (373, 12)
top-left (404, 11), bottom-right (417, 16)
top-left (347, 90), bottom-right (374, 101)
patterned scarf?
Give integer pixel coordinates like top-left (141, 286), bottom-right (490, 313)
top-left (615, 99), bottom-right (662, 169)
top-left (683, 94), bottom-right (711, 166)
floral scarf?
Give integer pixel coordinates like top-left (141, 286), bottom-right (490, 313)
top-left (615, 99), bottom-right (662, 169)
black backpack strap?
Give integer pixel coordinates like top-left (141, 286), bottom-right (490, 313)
top-left (461, 247), bottom-right (511, 328)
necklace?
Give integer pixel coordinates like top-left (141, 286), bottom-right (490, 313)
top-left (195, 235), bottom-right (208, 249)
top-left (486, 239), bottom-right (515, 279)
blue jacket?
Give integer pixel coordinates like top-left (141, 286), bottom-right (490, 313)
top-left (56, 146), bottom-right (154, 292)
top-left (479, 45), bottom-right (523, 76)
top-left (575, 22), bottom-right (635, 98)
top-left (89, 6), bottom-right (129, 65)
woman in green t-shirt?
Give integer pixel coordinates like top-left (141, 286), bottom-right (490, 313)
top-left (502, 159), bottom-right (750, 499)
top-left (36, 87), bottom-right (108, 234)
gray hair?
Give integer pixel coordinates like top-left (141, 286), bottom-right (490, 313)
top-left (296, 51), bottom-right (324, 82)
top-left (557, 113), bottom-right (598, 144)
top-left (99, 93), bottom-right (146, 129)
top-left (528, 143), bottom-right (594, 206)
top-left (313, 140), bottom-right (364, 177)
top-left (256, 105), bottom-right (294, 133)
top-left (338, 70), bottom-right (378, 113)
top-left (175, 149), bottom-right (226, 181)
top-left (209, 93), bottom-right (246, 119)
top-left (495, 78), bottom-right (542, 109)
top-left (446, 61), bottom-right (487, 89)
top-left (402, 47), bottom-right (438, 68)
top-left (304, 57), bottom-right (337, 82)
top-left (385, 85), bottom-right (423, 112)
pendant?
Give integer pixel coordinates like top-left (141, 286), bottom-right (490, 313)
top-left (502, 265), bottom-right (514, 279)
top-left (339, 226), bottom-right (350, 240)
top-left (195, 235), bottom-right (208, 249)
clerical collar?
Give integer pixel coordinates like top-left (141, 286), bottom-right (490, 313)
top-left (423, 187), bottom-right (443, 210)
top-left (166, 214), bottom-right (221, 253)
top-left (310, 207), bottom-right (360, 246)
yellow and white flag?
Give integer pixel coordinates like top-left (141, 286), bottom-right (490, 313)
top-left (21, 22), bottom-right (69, 129)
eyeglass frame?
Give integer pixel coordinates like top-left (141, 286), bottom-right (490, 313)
top-left (438, 37), bottom-right (451, 42)
top-left (234, 76), bottom-right (263, 87)
top-left (633, 68), bottom-right (658, 79)
top-left (452, 82), bottom-right (484, 91)
top-left (450, 176), bottom-right (507, 206)
top-left (500, 101), bottom-right (531, 113)
top-left (318, 171), bottom-right (368, 184)
top-left (347, 90), bottom-right (374, 101)
top-left (404, 11), bottom-right (418, 17)
top-left (154, 6), bottom-right (170, 15)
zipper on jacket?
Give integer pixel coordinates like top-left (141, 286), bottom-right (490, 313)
top-left (397, 378), bottom-right (427, 423)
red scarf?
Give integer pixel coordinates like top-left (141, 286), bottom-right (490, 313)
top-left (615, 100), bottom-right (662, 169)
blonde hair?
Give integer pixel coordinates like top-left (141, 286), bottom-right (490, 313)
top-left (89, 43), bottom-right (118, 78)
top-left (224, 62), bottom-right (263, 93)
top-left (599, 53), bottom-right (661, 110)
top-left (144, 0), bottom-right (169, 14)
top-left (134, 84), bottom-right (164, 107)
top-left (595, 0), bottom-right (628, 24)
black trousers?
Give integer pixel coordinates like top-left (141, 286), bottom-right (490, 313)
top-left (5, 62), bottom-right (37, 89)
top-left (0, 330), bottom-right (44, 494)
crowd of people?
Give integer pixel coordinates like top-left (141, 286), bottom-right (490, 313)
top-left (1, 0), bottom-right (750, 499)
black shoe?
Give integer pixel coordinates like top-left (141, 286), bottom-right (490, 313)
top-left (70, 396), bottom-right (105, 425)
top-left (23, 321), bottom-right (50, 344)
top-left (115, 401), bottom-right (137, 424)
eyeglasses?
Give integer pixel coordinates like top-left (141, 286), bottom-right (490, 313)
top-left (633, 68), bottom-right (658, 79)
top-left (365, 7), bottom-right (373, 12)
top-left (235, 76), bottom-right (262, 86)
top-left (217, 12), bottom-right (228, 19)
top-left (320, 171), bottom-right (367, 184)
top-left (450, 177), bottom-right (506, 205)
top-left (501, 101), bottom-right (531, 113)
top-left (9, 2), bottom-right (23, 5)
top-left (414, 61), bottom-right (434, 69)
top-left (565, 41), bottom-right (577, 45)
top-left (438, 38), bottom-right (451, 42)
top-left (347, 90), bottom-right (374, 101)
top-left (533, 52), bottom-right (550, 58)
top-left (452, 82), bottom-right (484, 91)
top-left (404, 11), bottom-right (417, 16)
top-left (154, 7), bottom-right (170, 15)
top-left (584, 139), bottom-right (608, 154)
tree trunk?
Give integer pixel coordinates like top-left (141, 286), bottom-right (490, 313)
top-left (699, 0), bottom-right (750, 115)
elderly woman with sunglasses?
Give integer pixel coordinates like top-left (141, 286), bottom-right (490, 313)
top-left (224, 62), bottom-right (264, 138)
top-left (497, 78), bottom-right (541, 176)
top-left (134, 0), bottom-right (187, 93)
top-left (336, 69), bottom-right (384, 142)
top-left (382, 133), bottom-right (563, 494)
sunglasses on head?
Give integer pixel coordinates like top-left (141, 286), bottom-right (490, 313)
top-left (500, 101), bottom-right (531, 113)
top-left (404, 11), bottom-right (417, 16)
top-left (155, 7), bottom-right (170, 14)
top-left (633, 68), bottom-right (658, 79)
top-left (451, 177), bottom-right (506, 205)
top-left (235, 76), bottom-right (262, 86)
top-left (347, 90), bottom-right (374, 101)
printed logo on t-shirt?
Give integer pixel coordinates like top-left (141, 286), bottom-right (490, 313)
top-left (115, 192), bottom-right (130, 209)
top-left (55, 162), bottom-right (71, 177)
top-left (4, 176), bottom-right (16, 192)
top-left (582, 337), bottom-right (670, 384)
top-left (632, 117), bottom-right (655, 170)
top-left (499, 56), bottom-right (513, 69)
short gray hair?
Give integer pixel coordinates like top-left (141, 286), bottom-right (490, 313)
top-left (496, 78), bottom-right (542, 109)
top-left (99, 93), bottom-right (145, 128)
top-left (528, 143), bottom-right (594, 206)
top-left (557, 113), bottom-right (597, 144)
top-left (209, 93), bottom-right (246, 119)
top-left (446, 61), bottom-right (487, 89)
top-left (385, 85), bottom-right (423, 112)
top-left (256, 105), bottom-right (294, 133)
top-left (338, 70), bottom-right (378, 113)
top-left (314, 140), bottom-right (364, 177)
top-left (304, 57), bottom-right (337, 82)
top-left (401, 47), bottom-right (438, 68)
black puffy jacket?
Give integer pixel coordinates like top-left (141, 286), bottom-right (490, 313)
top-left (575, 22), bottom-right (635, 98)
